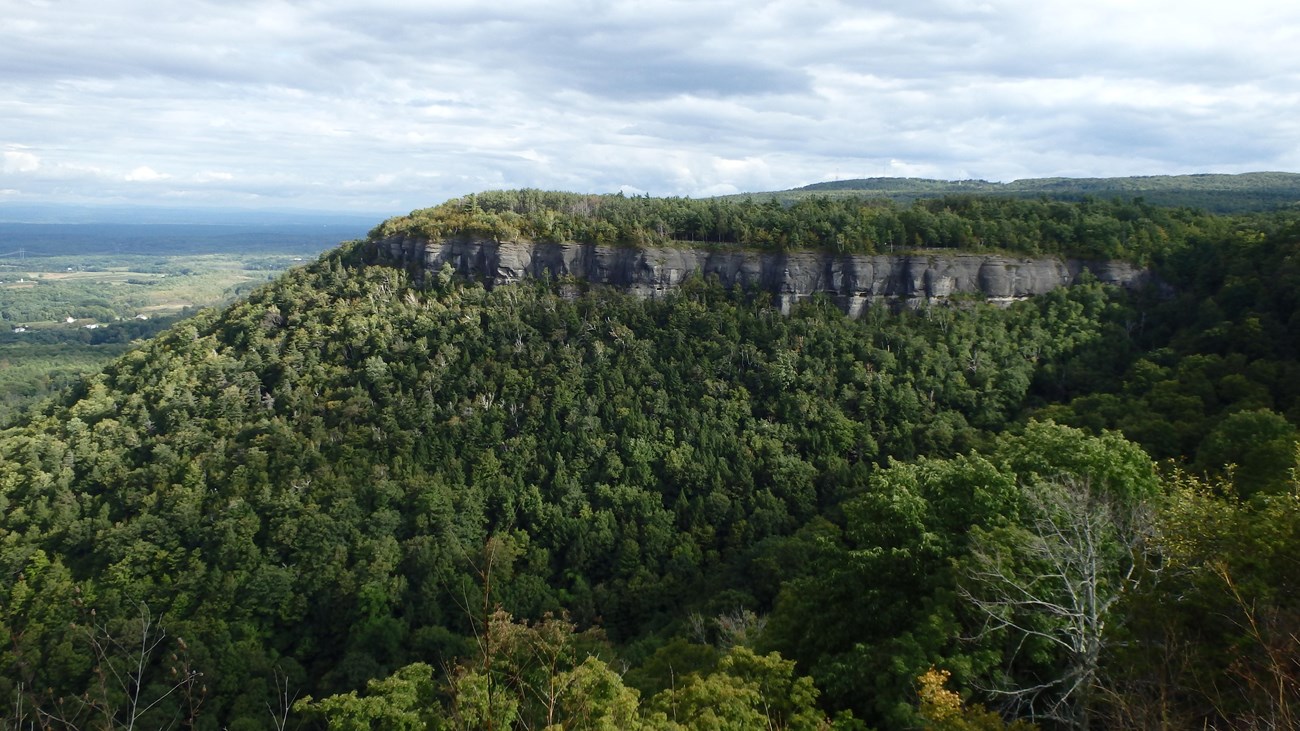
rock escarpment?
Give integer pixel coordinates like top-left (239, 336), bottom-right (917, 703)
top-left (377, 236), bottom-right (1152, 315)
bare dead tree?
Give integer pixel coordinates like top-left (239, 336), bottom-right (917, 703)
top-left (267, 666), bottom-right (298, 731)
top-left (714, 608), bottom-right (768, 650)
top-left (12, 601), bottom-right (203, 731)
top-left (442, 534), bottom-right (517, 731)
top-left (72, 601), bottom-right (204, 731)
top-left (959, 477), bottom-right (1153, 730)
top-left (5, 682), bottom-right (32, 731)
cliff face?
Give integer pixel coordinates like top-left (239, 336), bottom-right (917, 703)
top-left (377, 235), bottom-right (1151, 315)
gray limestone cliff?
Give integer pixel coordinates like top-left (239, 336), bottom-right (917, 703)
top-left (375, 235), bottom-right (1152, 315)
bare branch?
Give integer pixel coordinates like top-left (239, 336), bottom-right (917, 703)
top-left (960, 476), bottom-right (1153, 730)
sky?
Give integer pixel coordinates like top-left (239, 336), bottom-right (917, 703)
top-left (2, 0), bottom-right (1299, 218)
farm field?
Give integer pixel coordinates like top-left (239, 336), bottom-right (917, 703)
top-left (0, 219), bottom-right (368, 423)
top-left (0, 252), bottom-right (311, 423)
top-left (1, 252), bottom-right (306, 323)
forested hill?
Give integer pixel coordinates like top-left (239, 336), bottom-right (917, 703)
top-left (765, 171), bottom-right (1300, 213)
top-left (2, 194), bottom-right (1299, 730)
top-left (374, 187), bottom-right (1244, 264)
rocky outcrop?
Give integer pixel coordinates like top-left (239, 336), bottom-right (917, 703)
top-left (376, 235), bottom-right (1152, 315)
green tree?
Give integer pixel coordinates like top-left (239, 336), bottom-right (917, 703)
top-left (1195, 408), bottom-right (1299, 497)
top-left (916, 667), bottom-right (1037, 731)
top-left (645, 646), bottom-right (830, 730)
top-left (295, 662), bottom-right (440, 731)
top-left (1103, 468), bottom-right (1300, 729)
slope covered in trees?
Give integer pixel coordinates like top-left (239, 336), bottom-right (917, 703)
top-left (2, 193), bottom-right (1299, 730)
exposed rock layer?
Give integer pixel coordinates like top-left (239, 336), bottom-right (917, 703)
top-left (377, 236), bottom-right (1151, 314)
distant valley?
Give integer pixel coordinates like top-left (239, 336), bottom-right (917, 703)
top-left (0, 220), bottom-right (371, 423)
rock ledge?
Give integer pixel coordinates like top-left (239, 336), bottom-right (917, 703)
top-left (377, 236), bottom-right (1151, 314)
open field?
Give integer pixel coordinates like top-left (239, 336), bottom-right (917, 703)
top-left (1, 252), bottom-right (307, 325)
top-left (0, 220), bottom-right (362, 423)
top-left (0, 252), bottom-right (309, 424)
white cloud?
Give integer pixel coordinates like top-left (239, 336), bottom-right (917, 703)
top-left (195, 170), bottom-right (234, 182)
top-left (124, 166), bottom-right (170, 182)
top-left (3, 149), bottom-right (40, 173)
top-left (0, 0), bottom-right (1297, 213)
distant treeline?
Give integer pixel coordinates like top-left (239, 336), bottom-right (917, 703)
top-left (782, 171), bottom-right (1300, 214)
top-left (374, 189), bottom-right (1286, 264)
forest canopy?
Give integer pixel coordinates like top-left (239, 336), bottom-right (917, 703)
top-left (369, 188), bottom-right (1278, 265)
top-left (2, 192), bottom-right (1299, 730)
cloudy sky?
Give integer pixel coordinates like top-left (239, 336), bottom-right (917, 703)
top-left (2, 0), bottom-right (1299, 217)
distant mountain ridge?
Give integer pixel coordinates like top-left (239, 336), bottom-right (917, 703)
top-left (748, 171), bottom-right (1300, 213)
